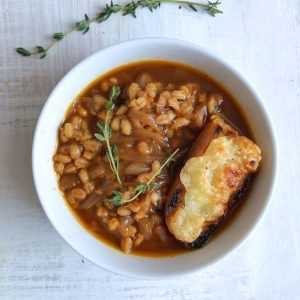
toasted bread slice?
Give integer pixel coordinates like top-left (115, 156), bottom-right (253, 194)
top-left (165, 114), bottom-right (262, 248)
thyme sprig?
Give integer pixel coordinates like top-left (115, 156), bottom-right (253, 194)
top-left (16, 0), bottom-right (222, 59)
top-left (108, 148), bottom-right (179, 206)
top-left (95, 86), bottom-right (122, 185)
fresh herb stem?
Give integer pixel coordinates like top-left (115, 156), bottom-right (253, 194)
top-left (95, 86), bottom-right (122, 185)
top-left (16, 0), bottom-right (222, 59)
top-left (160, 0), bottom-right (222, 14)
top-left (109, 148), bottom-right (179, 206)
top-left (104, 111), bottom-right (122, 185)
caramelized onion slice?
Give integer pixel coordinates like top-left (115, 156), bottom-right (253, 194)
top-left (124, 162), bottom-right (151, 175)
top-left (80, 189), bottom-right (103, 209)
top-left (128, 109), bottom-right (162, 134)
top-left (133, 127), bottom-right (168, 148)
top-left (60, 174), bottom-right (80, 191)
top-left (119, 149), bottom-right (164, 163)
top-left (138, 217), bottom-right (154, 240)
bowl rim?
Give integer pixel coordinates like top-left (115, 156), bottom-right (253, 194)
top-left (32, 37), bottom-right (277, 278)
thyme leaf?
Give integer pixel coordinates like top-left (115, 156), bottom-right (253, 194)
top-left (53, 32), bottom-right (65, 41)
top-left (108, 191), bottom-right (124, 206)
top-left (207, 0), bottom-right (222, 17)
top-left (76, 14), bottom-right (90, 34)
top-left (16, 47), bottom-right (32, 57)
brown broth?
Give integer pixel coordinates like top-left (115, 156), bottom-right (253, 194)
top-left (55, 60), bottom-right (253, 257)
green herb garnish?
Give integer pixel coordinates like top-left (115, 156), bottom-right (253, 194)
top-left (95, 86), bottom-right (122, 185)
top-left (108, 148), bottom-right (179, 206)
top-left (108, 191), bottom-right (124, 206)
top-left (16, 0), bottom-right (222, 58)
top-left (206, 0), bottom-right (222, 16)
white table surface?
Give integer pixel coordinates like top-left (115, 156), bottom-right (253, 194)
top-left (1, 0), bottom-right (300, 299)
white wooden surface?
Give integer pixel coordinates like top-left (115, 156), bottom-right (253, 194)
top-left (1, 0), bottom-right (300, 299)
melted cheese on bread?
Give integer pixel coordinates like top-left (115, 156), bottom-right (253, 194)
top-left (168, 136), bottom-right (261, 243)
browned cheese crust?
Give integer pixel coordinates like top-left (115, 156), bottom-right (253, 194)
top-left (165, 114), bottom-right (262, 248)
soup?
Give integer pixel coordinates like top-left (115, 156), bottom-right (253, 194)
top-left (53, 60), bottom-right (253, 256)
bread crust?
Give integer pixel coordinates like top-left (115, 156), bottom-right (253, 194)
top-left (165, 114), bottom-right (262, 247)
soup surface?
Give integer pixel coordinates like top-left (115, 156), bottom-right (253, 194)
top-left (53, 60), bottom-right (251, 256)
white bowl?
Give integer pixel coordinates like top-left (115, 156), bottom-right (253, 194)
top-left (32, 38), bottom-right (277, 278)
